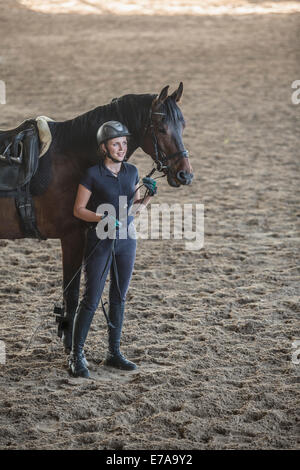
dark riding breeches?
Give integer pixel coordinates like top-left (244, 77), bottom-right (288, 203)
top-left (80, 228), bottom-right (137, 316)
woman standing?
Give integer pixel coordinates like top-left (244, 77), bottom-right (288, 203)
top-left (69, 121), bottom-right (157, 378)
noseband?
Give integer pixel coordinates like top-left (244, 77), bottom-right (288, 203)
top-left (141, 106), bottom-right (189, 174)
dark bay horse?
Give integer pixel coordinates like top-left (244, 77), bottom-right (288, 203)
top-left (0, 83), bottom-right (193, 352)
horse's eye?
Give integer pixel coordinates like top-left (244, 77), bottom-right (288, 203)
top-left (158, 127), bottom-right (167, 134)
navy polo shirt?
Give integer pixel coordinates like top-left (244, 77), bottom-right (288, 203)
top-left (80, 160), bottom-right (139, 224)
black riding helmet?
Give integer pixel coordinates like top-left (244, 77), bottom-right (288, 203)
top-left (97, 121), bottom-right (131, 145)
top-left (96, 121), bottom-right (131, 163)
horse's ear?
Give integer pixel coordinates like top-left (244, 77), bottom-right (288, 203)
top-left (153, 85), bottom-right (169, 108)
top-left (170, 82), bottom-right (183, 102)
top-left (158, 85), bottom-right (169, 103)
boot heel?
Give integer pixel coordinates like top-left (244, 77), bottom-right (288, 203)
top-left (104, 351), bottom-right (137, 371)
top-left (68, 352), bottom-right (90, 378)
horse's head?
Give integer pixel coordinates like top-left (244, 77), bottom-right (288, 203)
top-left (140, 83), bottom-right (193, 187)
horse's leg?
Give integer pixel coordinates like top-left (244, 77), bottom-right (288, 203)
top-left (0, 198), bottom-right (26, 238)
top-left (60, 228), bottom-right (86, 353)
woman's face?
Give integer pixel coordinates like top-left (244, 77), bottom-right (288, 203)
top-left (102, 137), bottom-right (128, 162)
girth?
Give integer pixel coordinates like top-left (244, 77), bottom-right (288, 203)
top-left (15, 182), bottom-right (47, 240)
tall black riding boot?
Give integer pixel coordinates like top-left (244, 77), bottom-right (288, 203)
top-left (68, 302), bottom-right (94, 378)
top-left (103, 302), bottom-right (137, 371)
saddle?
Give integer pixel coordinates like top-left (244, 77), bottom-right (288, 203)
top-left (0, 120), bottom-right (39, 191)
top-left (0, 119), bottom-right (46, 240)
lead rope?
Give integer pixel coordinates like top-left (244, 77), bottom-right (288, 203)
top-left (60, 231), bottom-right (119, 325)
top-left (25, 235), bottom-right (111, 350)
top-left (23, 234), bottom-right (106, 352)
top-left (25, 237), bottom-right (117, 353)
top-left (88, 166), bottom-right (162, 328)
top-left (54, 171), bottom-right (153, 338)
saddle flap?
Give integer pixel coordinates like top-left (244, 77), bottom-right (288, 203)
top-left (0, 124), bottom-right (40, 191)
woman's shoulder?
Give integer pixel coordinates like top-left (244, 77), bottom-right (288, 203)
top-left (80, 164), bottom-right (99, 189)
top-left (123, 162), bottom-right (139, 185)
top-left (123, 162), bottom-right (138, 174)
top-left (123, 161), bottom-right (136, 169)
top-left (84, 164), bottom-right (99, 176)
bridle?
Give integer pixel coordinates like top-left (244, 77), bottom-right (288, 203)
top-left (139, 104), bottom-right (189, 176)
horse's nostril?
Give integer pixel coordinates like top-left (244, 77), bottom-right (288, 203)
top-left (176, 170), bottom-right (188, 184)
top-left (176, 171), bottom-right (193, 185)
top-left (176, 170), bottom-right (191, 184)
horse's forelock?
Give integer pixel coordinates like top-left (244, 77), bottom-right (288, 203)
top-left (161, 97), bottom-right (185, 127)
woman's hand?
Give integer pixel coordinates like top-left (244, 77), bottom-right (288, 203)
top-left (142, 177), bottom-right (157, 196)
top-left (101, 214), bottom-right (122, 228)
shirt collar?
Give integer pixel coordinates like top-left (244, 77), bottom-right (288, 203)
top-left (99, 160), bottom-right (127, 178)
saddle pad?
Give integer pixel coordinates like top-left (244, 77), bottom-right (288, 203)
top-left (36, 115), bottom-right (54, 157)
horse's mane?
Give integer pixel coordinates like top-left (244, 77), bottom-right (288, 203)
top-left (52, 92), bottom-right (184, 155)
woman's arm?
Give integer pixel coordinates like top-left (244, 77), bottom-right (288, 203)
top-left (131, 184), bottom-right (153, 217)
top-left (73, 184), bottom-right (103, 222)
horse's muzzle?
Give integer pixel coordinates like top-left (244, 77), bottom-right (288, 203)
top-left (167, 171), bottom-right (193, 187)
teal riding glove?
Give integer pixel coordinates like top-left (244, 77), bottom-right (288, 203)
top-left (102, 214), bottom-right (123, 228)
top-left (142, 177), bottom-right (157, 196)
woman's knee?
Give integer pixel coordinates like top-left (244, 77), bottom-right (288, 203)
top-left (80, 296), bottom-right (100, 313)
top-left (109, 289), bottom-right (126, 304)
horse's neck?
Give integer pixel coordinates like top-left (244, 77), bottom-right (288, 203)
top-left (54, 93), bottom-right (153, 165)
top-left (113, 93), bottom-right (154, 146)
